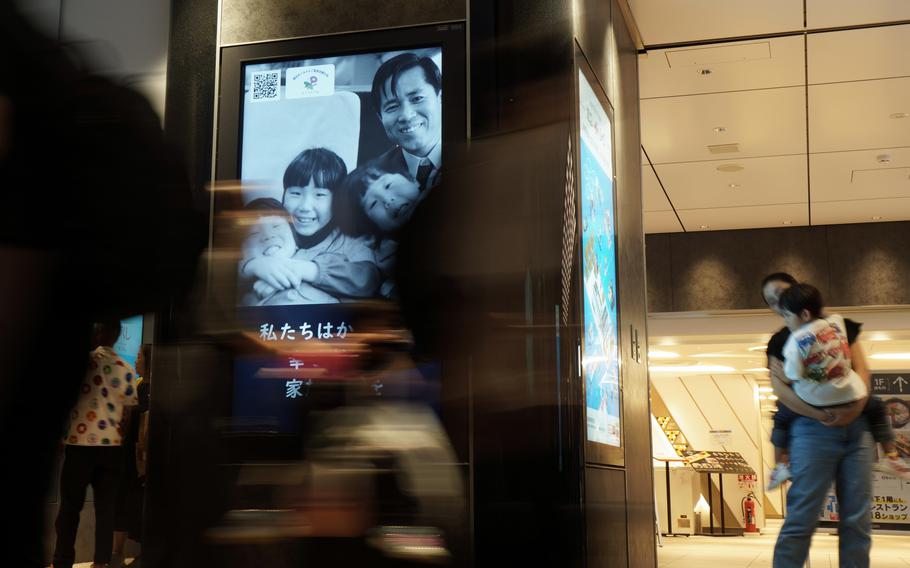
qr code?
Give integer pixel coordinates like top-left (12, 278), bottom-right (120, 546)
top-left (251, 70), bottom-right (280, 101)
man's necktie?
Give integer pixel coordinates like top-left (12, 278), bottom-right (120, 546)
top-left (416, 161), bottom-right (435, 192)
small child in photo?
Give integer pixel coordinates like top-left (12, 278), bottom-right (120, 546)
top-left (767, 284), bottom-right (910, 490)
top-left (339, 166), bottom-right (424, 299)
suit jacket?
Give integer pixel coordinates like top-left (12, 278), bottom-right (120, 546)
top-left (368, 145), bottom-right (441, 191)
top-left (369, 145), bottom-right (410, 177)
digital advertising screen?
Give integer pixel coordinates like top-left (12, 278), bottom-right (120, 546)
top-left (578, 68), bottom-right (621, 449)
top-left (238, 46), bottom-right (443, 308)
top-left (114, 315), bottom-right (143, 371)
top-left (224, 39), bottom-right (451, 432)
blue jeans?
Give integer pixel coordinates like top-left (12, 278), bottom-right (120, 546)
top-left (773, 415), bottom-right (873, 568)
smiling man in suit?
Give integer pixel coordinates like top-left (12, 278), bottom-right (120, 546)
top-left (370, 53), bottom-right (443, 192)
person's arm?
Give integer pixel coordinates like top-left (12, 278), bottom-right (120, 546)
top-left (241, 256), bottom-right (318, 290)
top-left (782, 335), bottom-right (806, 382)
top-left (769, 356), bottom-right (831, 422)
top-left (311, 253), bottom-right (381, 298)
top-left (824, 342), bottom-right (872, 426)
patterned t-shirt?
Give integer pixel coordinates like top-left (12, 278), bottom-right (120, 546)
top-left (65, 346), bottom-right (139, 446)
top-left (782, 314), bottom-right (868, 406)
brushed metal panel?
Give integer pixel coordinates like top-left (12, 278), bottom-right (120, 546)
top-left (612, 0), bottom-right (656, 564)
top-left (221, 0), bottom-right (466, 45)
top-left (586, 466), bottom-right (629, 567)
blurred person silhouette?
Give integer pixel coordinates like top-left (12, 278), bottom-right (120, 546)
top-left (53, 320), bottom-right (139, 568)
top-left (0, 4), bottom-right (205, 567)
top-left (111, 344), bottom-right (152, 568)
top-left (296, 302), bottom-right (464, 566)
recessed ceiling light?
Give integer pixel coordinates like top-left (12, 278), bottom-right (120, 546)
top-left (699, 224), bottom-right (709, 229)
top-left (872, 215), bottom-right (884, 220)
top-left (783, 220), bottom-right (793, 225)
top-left (728, 183), bottom-right (740, 189)
top-left (649, 350), bottom-right (680, 359)
top-left (713, 126), bottom-right (727, 133)
top-left (890, 112), bottom-right (909, 119)
top-left (716, 164), bottom-right (744, 173)
top-left (699, 68), bottom-right (713, 76)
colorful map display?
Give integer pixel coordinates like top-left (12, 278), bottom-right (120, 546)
top-left (579, 70), bottom-right (621, 448)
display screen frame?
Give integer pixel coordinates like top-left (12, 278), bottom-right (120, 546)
top-left (575, 47), bottom-right (625, 468)
top-left (211, 23), bottom-right (468, 457)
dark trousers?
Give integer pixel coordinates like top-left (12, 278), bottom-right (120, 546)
top-left (53, 445), bottom-right (124, 568)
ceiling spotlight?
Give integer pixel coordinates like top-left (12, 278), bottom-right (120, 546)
top-left (890, 112), bottom-right (909, 119)
top-left (699, 68), bottom-right (713, 76)
top-left (728, 183), bottom-right (740, 189)
top-left (713, 126), bottom-right (727, 133)
top-left (783, 220), bottom-right (793, 225)
top-left (699, 224), bottom-right (709, 229)
top-left (877, 153), bottom-right (892, 164)
top-left (872, 215), bottom-right (884, 220)
top-left (716, 164), bottom-right (744, 173)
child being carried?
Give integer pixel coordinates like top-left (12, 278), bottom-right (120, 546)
top-left (768, 283), bottom-right (910, 489)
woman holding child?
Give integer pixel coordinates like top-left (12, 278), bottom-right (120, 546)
top-left (761, 273), bottom-right (875, 567)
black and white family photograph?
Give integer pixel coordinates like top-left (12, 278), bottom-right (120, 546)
top-left (237, 47), bottom-right (443, 307)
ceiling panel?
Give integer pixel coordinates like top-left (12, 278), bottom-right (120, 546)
top-left (810, 148), bottom-right (910, 202)
top-left (629, 0), bottom-right (803, 46)
top-left (644, 211), bottom-right (685, 233)
top-left (808, 25), bottom-right (910, 85)
top-left (808, 77), bottom-right (910, 153)
top-left (640, 36), bottom-right (805, 99)
top-left (641, 87), bottom-right (806, 164)
top-left (656, 155), bottom-right (807, 209)
top-left (677, 203), bottom-right (809, 231)
top-left (642, 164), bottom-right (673, 211)
top-left (811, 198), bottom-right (910, 224)
top-left (807, 0), bottom-right (910, 29)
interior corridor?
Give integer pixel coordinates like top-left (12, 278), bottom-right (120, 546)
top-left (658, 520), bottom-right (910, 567)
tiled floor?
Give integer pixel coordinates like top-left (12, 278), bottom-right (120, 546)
top-left (658, 520), bottom-right (910, 567)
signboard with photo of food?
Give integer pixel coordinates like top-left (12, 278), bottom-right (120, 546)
top-left (820, 373), bottom-right (910, 529)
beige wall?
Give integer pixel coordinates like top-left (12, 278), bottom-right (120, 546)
top-left (652, 373), bottom-right (769, 529)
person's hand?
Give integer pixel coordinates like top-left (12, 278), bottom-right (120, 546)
top-left (822, 398), bottom-right (866, 427)
top-left (253, 280), bottom-right (277, 299)
top-left (768, 357), bottom-right (784, 378)
top-left (243, 257), bottom-right (302, 290)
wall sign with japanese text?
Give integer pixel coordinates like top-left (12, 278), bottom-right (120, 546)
top-left (820, 372), bottom-right (910, 530)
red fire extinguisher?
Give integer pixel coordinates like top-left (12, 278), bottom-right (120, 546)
top-left (742, 492), bottom-right (758, 533)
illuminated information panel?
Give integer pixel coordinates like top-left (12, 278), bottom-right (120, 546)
top-left (578, 69), bottom-right (621, 448)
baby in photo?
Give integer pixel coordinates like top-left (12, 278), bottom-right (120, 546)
top-left (239, 198), bottom-right (338, 306)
